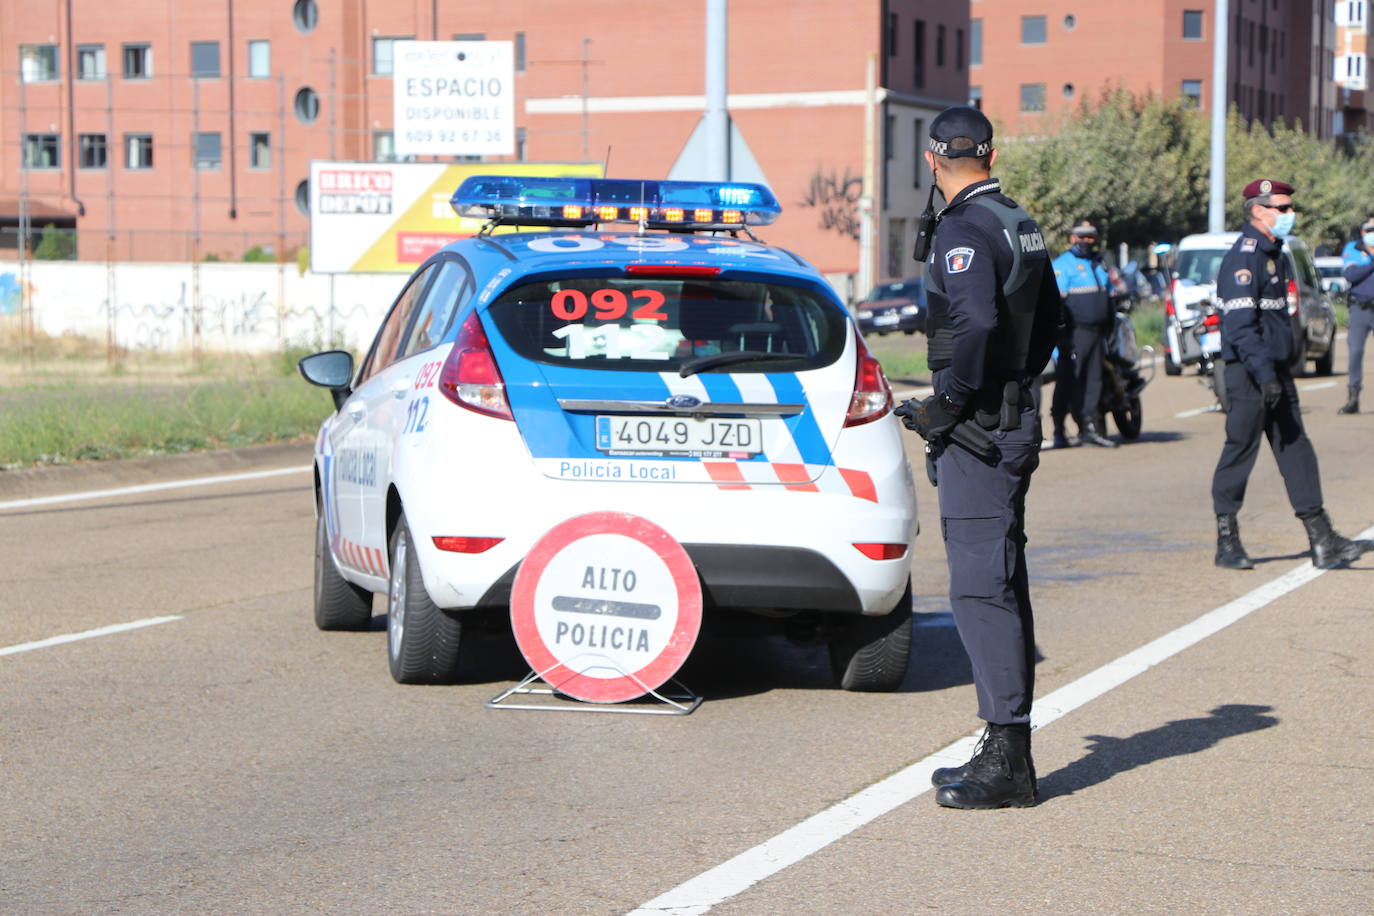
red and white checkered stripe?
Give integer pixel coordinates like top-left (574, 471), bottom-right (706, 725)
top-left (334, 535), bottom-right (388, 578)
top-left (701, 461), bottom-right (877, 502)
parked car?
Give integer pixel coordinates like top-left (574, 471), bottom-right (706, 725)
top-left (853, 278), bottom-right (925, 336)
top-left (1315, 255), bottom-right (1349, 304)
top-left (297, 176), bottom-right (918, 692)
top-left (1163, 232), bottom-right (1336, 377)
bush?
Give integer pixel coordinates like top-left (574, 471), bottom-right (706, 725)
top-left (34, 223), bottom-right (75, 260)
top-left (243, 245), bottom-right (275, 263)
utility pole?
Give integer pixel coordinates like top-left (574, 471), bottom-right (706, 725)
top-left (1208, 0), bottom-right (1229, 233)
top-left (581, 37), bottom-right (591, 161)
top-left (858, 52), bottom-right (877, 299)
top-left (704, 0), bottom-right (728, 180)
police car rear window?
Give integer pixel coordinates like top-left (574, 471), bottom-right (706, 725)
top-left (486, 276), bottom-right (846, 373)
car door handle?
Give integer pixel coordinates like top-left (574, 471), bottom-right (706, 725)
top-left (347, 404), bottom-right (366, 420)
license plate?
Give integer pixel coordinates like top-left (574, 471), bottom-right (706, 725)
top-left (874, 313), bottom-right (900, 326)
top-left (1202, 331), bottom-right (1221, 354)
top-left (595, 415), bottom-right (762, 457)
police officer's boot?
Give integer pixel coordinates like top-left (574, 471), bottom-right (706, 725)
top-left (1051, 416), bottom-right (1071, 449)
top-left (1337, 387), bottom-right (1359, 415)
top-left (1079, 419), bottom-right (1118, 449)
top-left (1215, 513), bottom-right (1254, 570)
top-left (934, 723), bottom-right (1037, 809)
top-left (1301, 510), bottom-right (1365, 569)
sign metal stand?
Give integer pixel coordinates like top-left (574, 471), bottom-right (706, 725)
top-left (486, 654), bottom-right (702, 715)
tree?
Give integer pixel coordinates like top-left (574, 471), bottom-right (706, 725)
top-left (33, 223), bottom-right (75, 260)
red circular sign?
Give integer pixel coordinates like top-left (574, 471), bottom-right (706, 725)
top-left (510, 512), bottom-right (702, 703)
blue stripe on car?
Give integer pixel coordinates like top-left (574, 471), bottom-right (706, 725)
top-left (767, 373), bottom-right (833, 466)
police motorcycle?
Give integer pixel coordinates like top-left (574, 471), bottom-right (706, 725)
top-left (1095, 295), bottom-right (1154, 438)
top-left (1190, 296), bottom-right (1227, 409)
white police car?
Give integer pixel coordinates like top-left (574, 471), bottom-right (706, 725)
top-left (298, 176), bottom-right (917, 691)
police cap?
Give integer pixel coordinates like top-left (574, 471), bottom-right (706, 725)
top-left (1070, 220), bottom-right (1099, 238)
top-left (928, 105), bottom-right (994, 158)
top-left (1241, 178), bottom-right (1294, 199)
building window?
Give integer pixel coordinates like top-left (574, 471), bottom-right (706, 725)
top-left (191, 41), bottom-right (221, 78)
top-left (515, 31), bottom-right (526, 72)
top-left (1181, 10), bottom-right (1204, 41)
top-left (373, 37), bottom-right (407, 76)
top-left (1181, 79), bottom-right (1203, 108)
top-left (295, 179), bottom-right (310, 216)
top-left (249, 132), bottom-right (271, 169)
top-left (913, 20), bottom-right (926, 89)
top-left (453, 33), bottom-right (486, 41)
top-left (22, 134), bottom-right (60, 169)
top-left (1021, 16), bottom-right (1047, 45)
top-left (248, 40), bottom-right (270, 78)
top-left (292, 0), bottom-right (318, 34)
top-left (20, 45), bottom-right (59, 82)
top-left (913, 119), bottom-right (924, 187)
top-left (1064, 14), bottom-right (1077, 30)
top-left (970, 19), bottom-right (983, 67)
top-left (123, 43), bottom-right (152, 79)
top-left (884, 114), bottom-right (895, 161)
top-left (125, 133), bottom-right (153, 169)
top-left (969, 86), bottom-right (982, 109)
top-left (517, 126), bottom-right (527, 160)
top-left (956, 28), bottom-right (964, 70)
top-left (888, 12), bottom-right (899, 55)
top-left (294, 87), bottom-right (320, 124)
top-left (373, 130), bottom-right (395, 161)
top-left (1337, 2), bottom-right (1368, 27)
top-left (936, 24), bottom-right (946, 67)
top-left (1063, 82), bottom-right (1075, 99)
top-left (1020, 83), bottom-right (1046, 112)
top-left (79, 133), bottom-right (107, 169)
top-left (194, 132), bottom-right (222, 169)
top-left (77, 45), bottom-right (106, 80)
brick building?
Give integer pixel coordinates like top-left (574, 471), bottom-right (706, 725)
top-left (969, 0), bottom-right (1337, 138)
top-left (0, 1), bottom-right (970, 294)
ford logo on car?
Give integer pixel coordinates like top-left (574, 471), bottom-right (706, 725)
top-left (665, 395), bottom-right (702, 409)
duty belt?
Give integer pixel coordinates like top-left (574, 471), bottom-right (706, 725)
top-left (1353, 298), bottom-right (1374, 310)
top-left (971, 382), bottom-right (1034, 431)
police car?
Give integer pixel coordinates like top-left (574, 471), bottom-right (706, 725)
top-left (298, 176), bottom-right (918, 691)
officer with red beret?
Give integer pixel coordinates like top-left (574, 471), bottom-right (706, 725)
top-left (1211, 179), bottom-right (1364, 570)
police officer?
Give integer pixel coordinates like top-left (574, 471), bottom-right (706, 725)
top-left (1049, 221), bottom-right (1119, 448)
top-left (1212, 179), bottom-right (1363, 570)
top-left (1337, 217), bottom-right (1374, 415)
top-left (894, 106), bottom-right (1061, 809)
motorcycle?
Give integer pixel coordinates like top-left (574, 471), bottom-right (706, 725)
top-left (1192, 297), bottom-right (1227, 410)
top-left (1096, 298), bottom-right (1155, 439)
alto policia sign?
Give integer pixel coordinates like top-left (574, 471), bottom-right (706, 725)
top-left (393, 40), bottom-right (514, 157)
top-left (308, 161), bottom-right (603, 273)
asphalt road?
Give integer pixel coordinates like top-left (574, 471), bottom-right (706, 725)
top-left (3, 354), bottom-right (1373, 915)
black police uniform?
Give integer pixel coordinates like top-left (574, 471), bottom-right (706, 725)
top-left (1211, 221), bottom-right (1323, 518)
top-left (922, 177), bottom-right (1061, 726)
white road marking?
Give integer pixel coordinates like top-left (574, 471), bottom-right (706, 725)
top-left (1300, 381), bottom-right (1337, 392)
top-left (1174, 404), bottom-right (1222, 418)
top-left (0, 465), bottom-right (311, 512)
top-left (0, 616), bottom-right (183, 657)
top-left (626, 525), bottom-right (1374, 916)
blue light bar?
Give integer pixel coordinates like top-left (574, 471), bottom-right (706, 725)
top-left (451, 176), bottom-right (781, 228)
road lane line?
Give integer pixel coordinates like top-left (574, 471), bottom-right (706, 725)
top-left (1300, 381), bottom-right (1337, 391)
top-left (0, 616), bottom-right (183, 657)
top-left (1174, 404), bottom-right (1221, 418)
top-left (0, 465), bottom-right (311, 512)
top-left (627, 524), bottom-right (1374, 916)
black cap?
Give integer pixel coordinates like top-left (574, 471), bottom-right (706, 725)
top-left (928, 105), bottom-right (994, 158)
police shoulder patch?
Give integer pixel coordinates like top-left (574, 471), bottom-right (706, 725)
top-left (945, 247), bottom-right (976, 273)
top-left (1234, 268), bottom-right (1253, 285)
top-left (1241, 238), bottom-right (1258, 252)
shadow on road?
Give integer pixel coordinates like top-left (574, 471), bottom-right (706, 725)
top-left (1037, 703), bottom-right (1279, 802)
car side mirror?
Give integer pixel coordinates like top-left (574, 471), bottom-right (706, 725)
top-left (298, 349), bottom-right (355, 410)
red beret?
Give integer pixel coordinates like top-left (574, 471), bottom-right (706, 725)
top-left (1242, 178), bottom-right (1294, 198)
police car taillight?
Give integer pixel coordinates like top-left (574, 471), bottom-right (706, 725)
top-left (1286, 279), bottom-right (1299, 316)
top-left (432, 536), bottom-right (504, 554)
top-left (844, 332), bottom-right (893, 427)
top-left (852, 543), bottom-right (908, 560)
top-left (439, 312), bottom-right (512, 420)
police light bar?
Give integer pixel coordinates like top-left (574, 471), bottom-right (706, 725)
top-left (451, 176), bottom-right (781, 229)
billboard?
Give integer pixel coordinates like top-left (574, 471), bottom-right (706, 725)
top-left (393, 41), bottom-right (515, 157)
top-left (308, 161), bottom-right (604, 274)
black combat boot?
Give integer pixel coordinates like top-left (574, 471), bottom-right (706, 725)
top-left (1051, 416), bottom-right (1071, 449)
top-left (1337, 387), bottom-right (1359, 415)
top-left (1301, 510), bottom-right (1364, 569)
top-left (1215, 513), bottom-right (1254, 570)
top-left (1078, 419), bottom-right (1118, 448)
top-left (934, 722), bottom-right (1037, 809)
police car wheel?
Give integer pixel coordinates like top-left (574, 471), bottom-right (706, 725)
top-left (1289, 334), bottom-right (1308, 377)
top-left (1164, 352), bottom-right (1182, 376)
top-left (827, 577), bottom-right (913, 692)
top-left (1315, 346), bottom-right (1334, 377)
top-left (1111, 397), bottom-right (1143, 440)
top-left (386, 516), bottom-right (463, 685)
top-left (313, 504), bottom-right (373, 631)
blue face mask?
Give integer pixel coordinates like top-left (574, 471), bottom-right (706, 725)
top-left (1361, 231), bottom-right (1374, 247)
top-left (1271, 211), bottom-right (1296, 239)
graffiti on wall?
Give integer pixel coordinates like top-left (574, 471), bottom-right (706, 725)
top-left (1, 272), bottom-right (26, 316)
top-left (798, 167), bottom-right (863, 241)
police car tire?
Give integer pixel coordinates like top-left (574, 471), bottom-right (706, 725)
top-left (1315, 345), bottom-right (1334, 377)
top-left (1111, 397), bottom-right (1143, 440)
top-left (1164, 353), bottom-right (1182, 376)
top-left (387, 517), bottom-right (463, 685)
top-left (1290, 334), bottom-right (1308, 377)
top-left (828, 578), bottom-right (913, 692)
top-left (313, 507), bottom-right (373, 631)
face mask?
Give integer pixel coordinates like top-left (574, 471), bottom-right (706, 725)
top-left (1271, 211), bottom-right (1295, 239)
top-left (1361, 231), bottom-right (1374, 247)
top-left (1073, 242), bottom-right (1098, 257)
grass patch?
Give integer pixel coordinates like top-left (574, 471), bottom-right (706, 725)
top-left (1131, 301), bottom-right (1166, 348)
top-left (862, 334), bottom-right (929, 384)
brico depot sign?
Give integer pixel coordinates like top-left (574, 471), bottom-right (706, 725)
top-left (308, 161), bottom-right (602, 273)
top-left (393, 40), bottom-right (514, 157)
top-left (510, 513), bottom-right (703, 704)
